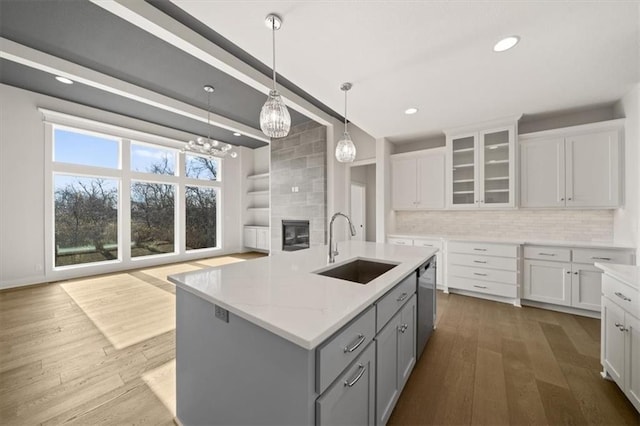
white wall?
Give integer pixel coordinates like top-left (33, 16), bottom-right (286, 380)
top-left (0, 84), bottom-right (246, 288)
top-left (613, 85), bottom-right (640, 251)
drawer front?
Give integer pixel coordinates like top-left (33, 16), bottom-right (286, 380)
top-left (317, 306), bottom-right (376, 394)
top-left (603, 275), bottom-right (640, 319)
top-left (448, 276), bottom-right (517, 298)
top-left (448, 264), bottom-right (517, 285)
top-left (376, 273), bottom-right (417, 333)
top-left (448, 253), bottom-right (517, 271)
top-left (413, 238), bottom-right (442, 249)
top-left (573, 248), bottom-right (634, 265)
top-left (524, 246), bottom-right (571, 262)
top-left (388, 237), bottom-right (413, 246)
top-left (448, 241), bottom-right (518, 258)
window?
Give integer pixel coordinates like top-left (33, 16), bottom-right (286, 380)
top-left (47, 119), bottom-right (223, 276)
top-left (131, 182), bottom-right (175, 257)
top-left (186, 186), bottom-right (218, 250)
top-left (131, 142), bottom-right (176, 175)
top-left (54, 175), bottom-right (118, 267)
top-left (54, 128), bottom-right (119, 168)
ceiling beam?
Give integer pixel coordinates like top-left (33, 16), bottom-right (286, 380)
top-left (89, 0), bottom-right (335, 127)
top-left (0, 37), bottom-right (270, 143)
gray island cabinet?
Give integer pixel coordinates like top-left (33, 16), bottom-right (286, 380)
top-left (169, 241), bottom-right (436, 426)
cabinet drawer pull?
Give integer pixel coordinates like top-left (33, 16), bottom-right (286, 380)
top-left (344, 364), bottom-right (366, 387)
top-left (615, 323), bottom-right (628, 332)
top-left (473, 248), bottom-right (487, 251)
top-left (538, 252), bottom-right (556, 256)
top-left (591, 257), bottom-right (611, 261)
top-left (473, 260), bottom-right (487, 264)
top-left (473, 272), bottom-right (487, 276)
top-left (395, 241), bottom-right (406, 245)
top-left (398, 323), bottom-right (409, 333)
top-left (473, 285), bottom-right (488, 289)
top-left (343, 334), bottom-right (366, 353)
top-left (396, 292), bottom-right (409, 302)
top-left (614, 292), bottom-right (631, 302)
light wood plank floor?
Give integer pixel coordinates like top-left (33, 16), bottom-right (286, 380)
top-left (1, 256), bottom-right (638, 425)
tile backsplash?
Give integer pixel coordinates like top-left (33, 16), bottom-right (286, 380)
top-left (395, 209), bottom-right (614, 241)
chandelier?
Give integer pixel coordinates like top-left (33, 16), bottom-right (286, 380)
top-left (259, 14), bottom-right (291, 138)
top-left (184, 85), bottom-right (238, 159)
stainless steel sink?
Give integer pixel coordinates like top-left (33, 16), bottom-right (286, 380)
top-left (314, 259), bottom-right (399, 284)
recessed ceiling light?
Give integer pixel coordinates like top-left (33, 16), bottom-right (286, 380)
top-left (233, 132), bottom-right (241, 137)
top-left (493, 36), bottom-right (520, 52)
top-left (404, 108), bottom-right (418, 115)
top-left (55, 76), bottom-right (74, 84)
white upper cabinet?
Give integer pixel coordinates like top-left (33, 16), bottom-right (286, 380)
top-left (520, 120), bottom-right (623, 209)
top-left (391, 148), bottom-right (445, 210)
top-left (446, 119), bottom-right (518, 209)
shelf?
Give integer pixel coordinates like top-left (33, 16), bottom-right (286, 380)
top-left (452, 147), bottom-right (474, 153)
top-left (485, 159), bottom-right (509, 165)
top-left (452, 163), bottom-right (474, 169)
top-left (453, 190), bottom-right (474, 195)
top-left (484, 189), bottom-right (509, 193)
top-left (485, 143), bottom-right (509, 150)
top-left (247, 207), bottom-right (270, 212)
top-left (247, 172), bottom-right (270, 180)
top-left (453, 179), bottom-right (474, 183)
top-left (247, 190), bottom-right (269, 196)
top-left (484, 176), bottom-right (509, 181)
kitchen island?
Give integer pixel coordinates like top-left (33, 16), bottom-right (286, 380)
top-left (168, 241), bottom-right (437, 426)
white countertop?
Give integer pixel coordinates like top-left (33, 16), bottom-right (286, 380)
top-left (168, 241), bottom-right (437, 350)
top-left (595, 262), bottom-right (640, 290)
top-left (387, 233), bottom-right (635, 249)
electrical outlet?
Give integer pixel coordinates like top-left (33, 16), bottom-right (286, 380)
top-left (214, 305), bottom-right (229, 323)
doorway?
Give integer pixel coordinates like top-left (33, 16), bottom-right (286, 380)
top-left (350, 163), bottom-right (376, 242)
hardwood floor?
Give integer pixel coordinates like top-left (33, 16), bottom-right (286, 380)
top-left (1, 258), bottom-right (638, 425)
top-left (389, 292), bottom-right (640, 426)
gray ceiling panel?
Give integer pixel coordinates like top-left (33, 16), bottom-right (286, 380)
top-left (0, 0), bottom-right (312, 146)
top-left (0, 59), bottom-right (266, 149)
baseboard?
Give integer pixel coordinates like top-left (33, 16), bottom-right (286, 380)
top-left (521, 299), bottom-right (600, 318)
top-left (0, 274), bottom-right (47, 290)
top-left (448, 288), bottom-right (520, 307)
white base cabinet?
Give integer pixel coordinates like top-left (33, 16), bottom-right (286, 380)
top-left (601, 274), bottom-right (640, 412)
top-left (523, 246), bottom-right (634, 313)
top-left (243, 226), bottom-right (269, 251)
top-left (388, 236), bottom-right (445, 289)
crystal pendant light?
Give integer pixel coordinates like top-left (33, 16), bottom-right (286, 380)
top-left (184, 85), bottom-right (238, 159)
top-left (335, 82), bottom-right (356, 163)
top-left (259, 14), bottom-right (291, 138)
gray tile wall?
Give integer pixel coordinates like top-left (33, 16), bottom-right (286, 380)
top-left (271, 121), bottom-right (327, 253)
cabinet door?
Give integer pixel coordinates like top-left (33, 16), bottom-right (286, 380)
top-left (317, 343), bottom-right (376, 426)
top-left (448, 133), bottom-right (478, 207)
top-left (571, 264), bottom-right (602, 311)
top-left (520, 137), bottom-right (566, 207)
top-left (523, 260), bottom-right (572, 306)
top-left (479, 126), bottom-right (515, 207)
top-left (375, 314), bottom-right (401, 425)
top-left (391, 158), bottom-right (417, 210)
top-left (416, 152), bottom-right (445, 209)
top-left (602, 298), bottom-right (626, 389)
top-left (625, 313), bottom-right (640, 412)
top-left (243, 227), bottom-right (257, 249)
top-left (398, 295), bottom-right (417, 390)
top-left (256, 228), bottom-right (269, 250)
top-left (566, 130), bottom-right (620, 207)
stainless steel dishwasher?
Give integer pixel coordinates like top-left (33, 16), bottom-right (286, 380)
top-left (417, 256), bottom-right (436, 359)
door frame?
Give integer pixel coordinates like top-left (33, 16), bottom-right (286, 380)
top-left (350, 182), bottom-right (366, 241)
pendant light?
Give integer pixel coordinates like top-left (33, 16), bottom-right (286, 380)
top-left (335, 82), bottom-right (356, 163)
top-left (184, 85), bottom-right (237, 158)
top-left (259, 14), bottom-right (291, 138)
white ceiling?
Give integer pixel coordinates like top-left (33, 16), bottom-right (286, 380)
top-left (173, 1), bottom-right (639, 141)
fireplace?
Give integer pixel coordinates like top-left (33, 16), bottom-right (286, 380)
top-left (282, 220), bottom-right (310, 251)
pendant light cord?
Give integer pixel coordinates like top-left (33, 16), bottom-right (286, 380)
top-left (344, 88), bottom-right (348, 133)
top-left (272, 21), bottom-right (277, 91)
top-left (207, 90), bottom-right (211, 141)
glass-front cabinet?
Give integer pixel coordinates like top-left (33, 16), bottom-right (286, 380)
top-left (446, 122), bottom-right (516, 209)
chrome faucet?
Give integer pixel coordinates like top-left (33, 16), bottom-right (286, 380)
top-left (329, 212), bottom-right (357, 263)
